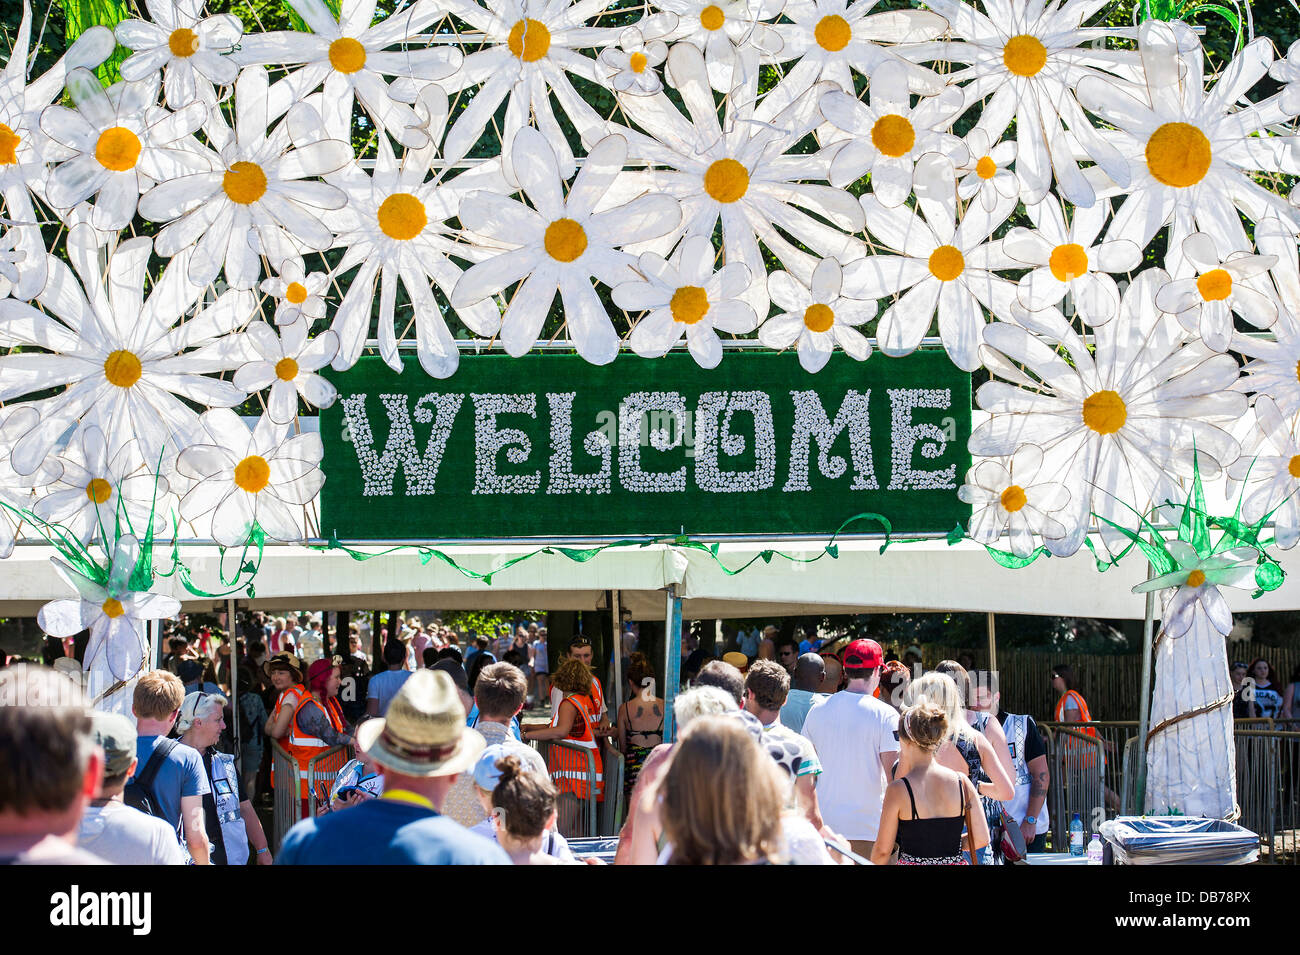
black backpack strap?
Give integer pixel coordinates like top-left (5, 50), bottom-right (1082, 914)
top-left (136, 738), bottom-right (180, 796)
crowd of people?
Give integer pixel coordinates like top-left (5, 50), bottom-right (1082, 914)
top-left (12, 607), bottom-right (1273, 865)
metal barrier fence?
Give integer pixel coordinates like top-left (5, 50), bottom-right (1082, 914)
top-left (1235, 730), bottom-right (1300, 864)
top-left (1042, 726), bottom-right (1105, 850)
top-left (532, 739), bottom-right (602, 838)
top-left (270, 742), bottom-right (353, 852)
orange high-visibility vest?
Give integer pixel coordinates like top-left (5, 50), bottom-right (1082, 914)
top-left (547, 693), bottom-right (603, 800)
top-left (287, 694), bottom-right (346, 798)
top-left (1055, 689), bottom-right (1098, 766)
top-left (270, 684), bottom-right (307, 788)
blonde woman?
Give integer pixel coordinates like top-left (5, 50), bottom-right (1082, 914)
top-left (874, 701), bottom-right (987, 866)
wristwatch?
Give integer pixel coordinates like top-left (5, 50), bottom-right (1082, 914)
top-left (1025, 815), bottom-right (1037, 825)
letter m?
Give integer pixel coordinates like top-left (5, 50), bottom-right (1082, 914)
top-left (784, 390), bottom-right (878, 491)
top-left (340, 393), bottom-right (463, 496)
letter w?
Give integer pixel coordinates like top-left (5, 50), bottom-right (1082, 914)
top-left (341, 393), bottom-right (463, 496)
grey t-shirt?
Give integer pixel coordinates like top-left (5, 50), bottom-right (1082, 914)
top-left (366, 669), bottom-right (411, 716)
top-left (132, 735), bottom-right (209, 833)
top-left (78, 801), bottom-right (187, 865)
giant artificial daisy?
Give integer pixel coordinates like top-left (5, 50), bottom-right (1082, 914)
top-left (1132, 541), bottom-right (1259, 639)
top-left (656, 0), bottom-right (784, 94)
top-left (261, 260), bottom-right (329, 327)
top-left (971, 271), bottom-right (1246, 558)
top-left (0, 226), bottom-right (250, 475)
top-left (958, 444), bottom-right (1070, 557)
top-left (598, 17), bottom-right (675, 96)
top-left (1228, 396), bottom-right (1300, 551)
top-left (0, 227), bottom-right (42, 301)
top-left (139, 67), bottom-right (351, 290)
top-left (818, 59), bottom-right (966, 204)
top-left (453, 128), bottom-right (681, 364)
top-left (616, 234), bottom-right (757, 367)
top-left (845, 173), bottom-right (1020, 370)
top-left (757, 256), bottom-right (874, 372)
top-left (1077, 24), bottom-right (1300, 254)
top-left (899, 0), bottom-right (1135, 206)
top-left (40, 70), bottom-right (209, 232)
top-left (232, 321), bottom-right (339, 424)
top-left (177, 409), bottom-right (324, 547)
top-left (0, 405), bottom-right (58, 558)
top-left (116, 0), bottom-right (243, 108)
top-left (1153, 232), bottom-right (1276, 353)
top-left (954, 127), bottom-right (1018, 213)
top-left (1270, 38), bottom-right (1300, 117)
top-left (232, 0), bottom-right (456, 147)
top-left (1002, 197), bottom-right (1142, 325)
top-left (1235, 217), bottom-right (1300, 418)
top-left (326, 91), bottom-right (511, 377)
top-left (614, 42), bottom-right (864, 319)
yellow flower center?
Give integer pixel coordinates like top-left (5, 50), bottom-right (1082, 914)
top-left (1003, 34), bottom-right (1047, 77)
top-left (975, 155), bottom-right (997, 179)
top-left (222, 161), bottom-right (267, 205)
top-left (275, 357), bottom-right (299, 381)
top-left (0, 123), bottom-right (20, 165)
top-left (234, 455), bottom-right (271, 494)
top-left (1145, 122), bottom-right (1212, 188)
top-left (1185, 569), bottom-right (1206, 588)
top-left (803, 303), bottom-right (835, 333)
top-left (871, 114), bottom-right (915, 158)
top-left (101, 598), bottom-right (125, 619)
top-left (544, 218), bottom-right (587, 262)
top-left (507, 19), bottom-right (551, 61)
top-left (103, 350), bottom-right (142, 388)
top-left (85, 478), bottom-right (113, 504)
top-left (1049, 243), bottom-right (1089, 283)
top-left (1082, 389), bottom-right (1127, 435)
top-left (1289, 454), bottom-right (1300, 479)
top-left (328, 37), bottom-right (367, 73)
top-left (286, 281), bottom-right (308, 304)
top-left (376, 193), bottom-right (427, 241)
top-left (1295, 359), bottom-right (1300, 384)
top-left (1196, 268), bottom-right (1232, 302)
top-left (168, 27), bottom-right (198, 57)
top-left (670, 285), bottom-right (710, 324)
top-left (703, 158), bottom-right (749, 203)
top-left (94, 127), bottom-right (141, 172)
top-left (814, 14), bottom-right (852, 51)
top-left (700, 5), bottom-right (725, 30)
top-left (928, 245), bottom-right (964, 282)
top-left (1000, 484), bottom-right (1027, 512)
top-left (629, 51), bottom-right (648, 73)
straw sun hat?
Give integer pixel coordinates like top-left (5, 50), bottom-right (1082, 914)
top-left (356, 669), bottom-right (485, 778)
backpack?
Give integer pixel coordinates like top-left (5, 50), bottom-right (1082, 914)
top-left (124, 738), bottom-right (181, 834)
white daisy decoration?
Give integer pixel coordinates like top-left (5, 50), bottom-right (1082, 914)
top-left (1077, 24), bottom-right (1300, 254)
top-left (818, 59), bottom-right (966, 203)
top-left (138, 67), bottom-right (352, 290)
top-left (1269, 38), bottom-right (1300, 117)
top-left (757, 256), bottom-right (874, 373)
top-left (656, 0), bottom-right (785, 94)
top-left (958, 444), bottom-right (1070, 557)
top-left (614, 42), bottom-right (865, 320)
top-left (1002, 197), bottom-right (1143, 325)
top-left (0, 226), bottom-right (251, 475)
top-left (1153, 232), bottom-right (1277, 353)
top-left (0, 227), bottom-right (43, 300)
top-left (427, 0), bottom-right (619, 179)
top-left (261, 261), bottom-right (329, 327)
top-left (845, 165), bottom-right (1020, 370)
top-left (116, 0), bottom-right (243, 109)
top-left (1235, 218), bottom-right (1300, 417)
top-left (38, 534), bottom-right (182, 682)
top-left (453, 128), bottom-right (681, 364)
top-left (232, 0), bottom-right (457, 147)
top-left (32, 427), bottom-right (169, 545)
top-left (40, 70), bottom-right (209, 232)
top-left (1132, 540), bottom-right (1258, 639)
top-left (971, 271), bottom-right (1246, 559)
top-left (954, 127), bottom-right (1018, 212)
top-left (177, 409), bottom-right (324, 547)
top-left (616, 234), bottom-right (757, 368)
top-left (232, 321), bottom-right (339, 424)
top-left (0, 406), bottom-right (59, 558)
top-left (599, 18), bottom-right (675, 95)
top-left (1228, 396), bottom-right (1300, 551)
top-left (899, 0), bottom-right (1135, 205)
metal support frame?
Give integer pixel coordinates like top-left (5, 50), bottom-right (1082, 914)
top-left (610, 589), bottom-right (622, 714)
top-left (1136, 563), bottom-right (1157, 815)
top-left (986, 612), bottom-right (997, 676)
top-left (663, 585), bottom-right (683, 742)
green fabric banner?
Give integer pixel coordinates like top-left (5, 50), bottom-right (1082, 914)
top-left (320, 352), bottom-right (971, 541)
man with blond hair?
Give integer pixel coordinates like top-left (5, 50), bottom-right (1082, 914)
top-left (130, 669), bottom-right (211, 863)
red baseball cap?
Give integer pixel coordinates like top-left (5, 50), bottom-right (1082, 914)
top-left (842, 639), bottom-right (883, 670)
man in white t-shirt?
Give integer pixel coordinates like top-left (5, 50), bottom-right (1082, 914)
top-left (549, 636), bottom-right (607, 724)
top-left (801, 639), bottom-right (898, 858)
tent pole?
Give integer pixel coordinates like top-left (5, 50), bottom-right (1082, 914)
top-left (986, 612), bottom-right (997, 676)
top-left (663, 586), bottom-right (683, 742)
top-left (611, 589), bottom-right (622, 713)
top-left (229, 598), bottom-right (240, 761)
top-left (1136, 558), bottom-right (1156, 815)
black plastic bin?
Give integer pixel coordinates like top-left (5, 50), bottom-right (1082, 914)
top-left (1099, 816), bottom-right (1259, 865)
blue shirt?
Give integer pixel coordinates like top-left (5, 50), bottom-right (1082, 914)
top-left (780, 689), bottom-right (830, 734)
top-left (276, 798), bottom-right (510, 865)
top-left (131, 735), bottom-right (209, 832)
top-left (465, 705), bottom-right (521, 740)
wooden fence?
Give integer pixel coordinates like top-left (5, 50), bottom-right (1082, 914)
top-left (899, 641), bottom-right (1300, 723)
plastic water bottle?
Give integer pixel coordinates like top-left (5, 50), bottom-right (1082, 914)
top-left (1087, 833), bottom-right (1103, 865)
top-left (1070, 812), bottom-right (1085, 856)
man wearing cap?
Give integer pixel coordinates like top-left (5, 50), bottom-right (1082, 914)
top-left (277, 670), bottom-right (509, 864)
top-left (801, 639), bottom-right (899, 858)
top-left (78, 711), bottom-right (187, 864)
